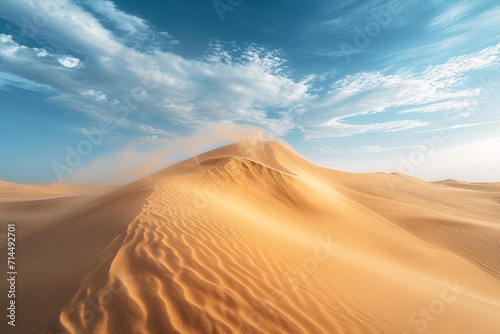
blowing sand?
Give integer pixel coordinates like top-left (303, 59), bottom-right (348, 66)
top-left (0, 141), bottom-right (499, 334)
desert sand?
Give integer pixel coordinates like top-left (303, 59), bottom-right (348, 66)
top-left (0, 140), bottom-right (499, 334)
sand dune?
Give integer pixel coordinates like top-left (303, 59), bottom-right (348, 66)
top-left (1, 141), bottom-right (499, 334)
top-left (434, 179), bottom-right (500, 192)
top-left (0, 183), bottom-right (116, 241)
top-left (0, 181), bottom-right (115, 202)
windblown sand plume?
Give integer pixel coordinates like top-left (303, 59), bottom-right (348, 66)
top-left (1, 141), bottom-right (499, 334)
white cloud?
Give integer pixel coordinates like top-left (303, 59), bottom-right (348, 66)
top-left (0, 34), bottom-right (26, 57)
top-left (82, 89), bottom-right (107, 101)
top-left (35, 48), bottom-right (48, 57)
top-left (58, 56), bottom-right (81, 68)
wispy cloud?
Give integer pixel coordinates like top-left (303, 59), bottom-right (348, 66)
top-left (427, 2), bottom-right (473, 30)
top-left (385, 2), bottom-right (500, 66)
top-left (307, 118), bottom-right (428, 139)
top-left (301, 42), bottom-right (500, 138)
top-left (398, 100), bottom-right (476, 114)
top-left (315, 144), bottom-right (422, 154)
top-left (429, 3), bottom-right (500, 35)
top-left (0, 71), bottom-right (52, 91)
top-left (418, 119), bottom-right (500, 133)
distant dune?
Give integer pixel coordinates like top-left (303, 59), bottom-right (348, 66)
top-left (1, 141), bottom-right (499, 334)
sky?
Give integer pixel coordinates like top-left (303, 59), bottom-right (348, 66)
top-left (0, 0), bottom-right (499, 184)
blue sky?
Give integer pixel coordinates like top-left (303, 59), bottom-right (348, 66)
top-left (0, 0), bottom-right (499, 184)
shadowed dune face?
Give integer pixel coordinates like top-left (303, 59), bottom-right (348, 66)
top-left (1, 141), bottom-right (499, 334)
